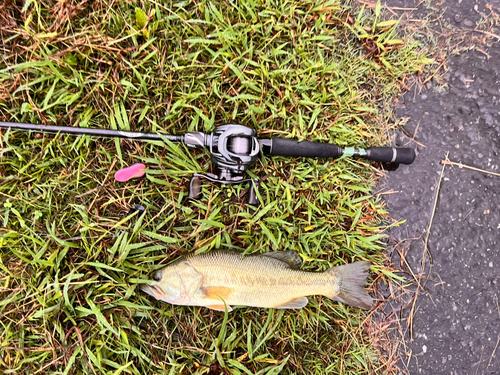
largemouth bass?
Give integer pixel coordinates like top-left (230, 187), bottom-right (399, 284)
top-left (141, 250), bottom-right (373, 311)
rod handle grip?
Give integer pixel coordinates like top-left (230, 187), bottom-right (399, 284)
top-left (269, 138), bottom-right (343, 158)
top-left (366, 147), bottom-right (416, 165)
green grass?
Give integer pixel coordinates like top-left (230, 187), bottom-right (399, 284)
top-left (0, 0), bottom-right (431, 374)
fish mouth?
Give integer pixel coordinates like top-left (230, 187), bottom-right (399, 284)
top-left (140, 283), bottom-right (163, 300)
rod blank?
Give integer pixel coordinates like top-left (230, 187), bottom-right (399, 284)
top-left (0, 121), bottom-right (182, 142)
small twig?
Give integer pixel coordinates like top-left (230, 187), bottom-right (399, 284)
top-left (424, 152), bottom-right (449, 264)
top-left (441, 160), bottom-right (500, 177)
top-left (322, 112), bottom-right (341, 133)
top-left (473, 29), bottom-right (500, 41)
top-left (474, 346), bottom-right (486, 375)
top-left (400, 120), bottom-right (426, 148)
top-left (0, 346), bottom-right (58, 352)
top-left (422, 59), bottom-right (446, 85)
top-left (75, 184), bottom-right (109, 198)
top-left (358, 0), bottom-right (418, 11)
top-left (487, 335), bottom-right (500, 369)
top-left (487, 294), bottom-right (500, 369)
top-left (65, 326), bottom-right (97, 375)
top-left (408, 287), bottom-right (419, 341)
top-left (462, 209), bottom-right (473, 222)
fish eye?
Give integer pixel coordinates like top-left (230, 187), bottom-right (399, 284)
top-left (152, 271), bottom-right (161, 282)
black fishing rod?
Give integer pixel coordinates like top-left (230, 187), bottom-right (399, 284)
top-left (0, 121), bottom-right (415, 204)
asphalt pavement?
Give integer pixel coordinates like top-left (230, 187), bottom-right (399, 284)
top-left (381, 0), bottom-right (500, 373)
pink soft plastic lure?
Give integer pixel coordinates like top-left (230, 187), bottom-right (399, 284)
top-left (114, 163), bottom-right (146, 182)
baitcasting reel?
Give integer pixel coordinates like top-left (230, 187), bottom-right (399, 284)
top-left (184, 124), bottom-right (262, 205)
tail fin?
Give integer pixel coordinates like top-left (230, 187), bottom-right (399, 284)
top-left (328, 261), bottom-right (373, 310)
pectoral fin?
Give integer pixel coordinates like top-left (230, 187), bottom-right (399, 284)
top-left (206, 304), bottom-right (233, 312)
top-left (274, 297), bottom-right (309, 309)
top-left (201, 286), bottom-right (234, 300)
top-left (201, 286), bottom-right (234, 312)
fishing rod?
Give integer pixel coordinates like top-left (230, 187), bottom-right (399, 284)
top-left (0, 121), bottom-right (416, 204)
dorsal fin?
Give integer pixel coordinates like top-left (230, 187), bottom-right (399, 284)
top-left (261, 251), bottom-right (302, 269)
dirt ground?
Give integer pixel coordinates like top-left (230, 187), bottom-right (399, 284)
top-left (380, 0), bottom-right (500, 374)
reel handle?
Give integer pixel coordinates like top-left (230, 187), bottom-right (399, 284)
top-left (247, 180), bottom-right (260, 206)
top-left (188, 175), bottom-right (261, 205)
